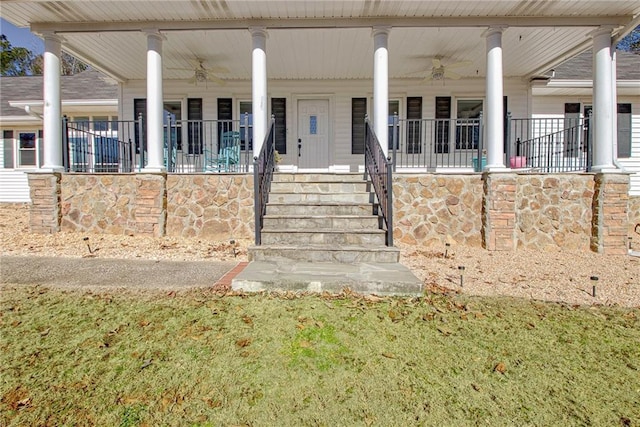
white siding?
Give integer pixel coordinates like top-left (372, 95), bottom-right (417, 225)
top-left (0, 171), bottom-right (31, 203)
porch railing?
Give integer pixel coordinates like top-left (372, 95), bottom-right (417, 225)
top-left (391, 116), bottom-right (483, 171)
top-left (390, 114), bottom-right (592, 173)
top-left (364, 117), bottom-right (393, 247)
top-left (507, 114), bottom-right (592, 173)
top-left (253, 116), bottom-right (276, 245)
top-left (63, 116), bottom-right (137, 173)
top-left (63, 114), bottom-right (254, 173)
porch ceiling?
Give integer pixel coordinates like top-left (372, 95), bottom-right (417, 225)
top-left (2, 1), bottom-right (639, 83)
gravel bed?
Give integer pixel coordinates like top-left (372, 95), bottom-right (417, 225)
top-left (2, 203), bottom-right (638, 307)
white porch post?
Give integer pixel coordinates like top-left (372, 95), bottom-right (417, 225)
top-left (373, 27), bottom-right (390, 157)
top-left (591, 27), bottom-right (616, 171)
top-left (251, 27), bottom-right (268, 158)
top-left (610, 48), bottom-right (619, 159)
top-left (484, 26), bottom-right (506, 170)
top-left (143, 30), bottom-right (165, 172)
top-left (42, 32), bottom-right (63, 171)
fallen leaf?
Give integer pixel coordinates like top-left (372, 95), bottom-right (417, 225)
top-left (236, 338), bottom-right (252, 348)
top-left (437, 327), bottom-right (452, 336)
top-left (382, 352), bottom-right (396, 359)
top-left (140, 359), bottom-right (153, 370)
top-left (299, 340), bottom-right (313, 348)
top-left (242, 315), bottom-right (253, 326)
top-left (471, 383), bottom-right (481, 391)
top-left (494, 362), bottom-right (507, 374)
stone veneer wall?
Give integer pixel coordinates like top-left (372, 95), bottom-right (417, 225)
top-left (61, 175), bottom-right (138, 234)
top-left (27, 173), bottom-right (61, 233)
top-left (515, 174), bottom-right (594, 251)
top-left (630, 196), bottom-right (640, 237)
top-left (166, 175), bottom-right (254, 239)
top-left (393, 175), bottom-right (484, 246)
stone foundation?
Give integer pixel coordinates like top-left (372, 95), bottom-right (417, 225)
top-left (166, 175), bottom-right (254, 239)
top-left (393, 175), bottom-right (483, 246)
top-left (29, 172), bottom-right (632, 253)
top-left (630, 196), bottom-right (640, 239)
top-left (515, 175), bottom-right (594, 251)
top-left (591, 173), bottom-right (630, 255)
top-left (27, 173), bottom-right (61, 233)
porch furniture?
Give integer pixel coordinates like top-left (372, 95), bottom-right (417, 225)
top-left (204, 131), bottom-right (241, 172)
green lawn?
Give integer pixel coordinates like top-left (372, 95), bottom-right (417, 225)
top-left (1, 286), bottom-right (639, 426)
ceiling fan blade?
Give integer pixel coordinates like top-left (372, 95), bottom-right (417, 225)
top-left (167, 67), bottom-right (193, 71)
top-left (187, 76), bottom-right (197, 84)
top-left (446, 60), bottom-right (473, 69)
top-left (207, 74), bottom-right (226, 86)
top-left (444, 69), bottom-right (462, 80)
top-left (431, 58), bottom-right (442, 68)
top-left (208, 66), bottom-right (229, 74)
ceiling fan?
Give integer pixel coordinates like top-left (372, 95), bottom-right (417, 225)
top-left (168, 58), bottom-right (228, 86)
top-left (423, 56), bottom-right (473, 82)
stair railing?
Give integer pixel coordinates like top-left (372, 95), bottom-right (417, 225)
top-left (253, 115), bottom-right (276, 245)
top-left (364, 116), bottom-right (394, 246)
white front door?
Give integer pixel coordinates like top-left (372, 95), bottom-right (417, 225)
top-left (298, 99), bottom-right (329, 169)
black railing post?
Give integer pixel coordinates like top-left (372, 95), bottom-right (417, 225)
top-left (386, 155), bottom-right (394, 246)
top-left (137, 112), bottom-right (145, 171)
top-left (505, 112), bottom-right (511, 167)
top-left (392, 113), bottom-right (398, 172)
top-left (477, 112), bottom-right (484, 171)
top-left (253, 155), bottom-right (261, 245)
top-left (61, 115), bottom-right (69, 172)
top-left (586, 110), bottom-right (593, 172)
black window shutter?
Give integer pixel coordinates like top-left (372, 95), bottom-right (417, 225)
top-left (435, 96), bottom-right (451, 154)
top-left (407, 96), bottom-right (422, 154)
top-left (217, 98), bottom-right (233, 152)
top-left (187, 98), bottom-right (203, 154)
top-left (351, 98), bottom-right (367, 155)
top-left (503, 96), bottom-right (508, 153)
top-left (617, 103), bottom-right (632, 158)
top-left (133, 98), bottom-right (146, 153)
top-left (271, 98), bottom-right (287, 154)
top-left (3, 130), bottom-right (14, 168)
top-left (564, 103), bottom-right (581, 114)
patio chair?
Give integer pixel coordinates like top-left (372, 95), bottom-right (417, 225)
top-left (203, 131), bottom-right (241, 172)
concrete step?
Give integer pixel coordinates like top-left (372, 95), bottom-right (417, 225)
top-left (248, 245), bottom-right (400, 264)
top-left (265, 203), bottom-right (375, 216)
top-left (269, 192), bottom-right (372, 204)
top-left (232, 260), bottom-right (423, 296)
top-left (273, 173), bottom-right (365, 183)
top-left (261, 229), bottom-right (386, 245)
top-left (262, 215), bottom-right (380, 230)
top-left (270, 181), bottom-right (369, 194)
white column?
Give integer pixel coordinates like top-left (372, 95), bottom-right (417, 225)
top-left (251, 27), bottom-right (268, 158)
top-left (484, 26), bottom-right (506, 171)
top-left (42, 33), bottom-right (64, 172)
top-left (373, 27), bottom-right (390, 157)
top-left (610, 48), bottom-right (618, 160)
top-left (143, 31), bottom-right (165, 172)
top-left (591, 27), bottom-right (616, 171)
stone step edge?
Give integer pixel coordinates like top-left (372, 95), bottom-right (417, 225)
top-left (261, 228), bottom-right (385, 234)
top-left (250, 244), bottom-right (398, 252)
top-left (266, 202), bottom-right (376, 206)
top-left (263, 214), bottom-right (378, 219)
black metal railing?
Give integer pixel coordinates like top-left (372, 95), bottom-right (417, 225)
top-left (253, 116), bottom-right (276, 245)
top-left (63, 114), bottom-right (254, 173)
top-left (391, 115), bottom-right (484, 171)
top-left (507, 114), bottom-right (592, 172)
top-left (63, 116), bottom-right (137, 173)
top-left (364, 117), bottom-right (393, 247)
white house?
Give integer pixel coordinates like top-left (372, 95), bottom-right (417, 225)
top-left (1, 1), bottom-right (639, 179)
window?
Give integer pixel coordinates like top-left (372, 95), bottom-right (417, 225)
top-left (2, 130), bottom-right (14, 168)
top-left (351, 98), bottom-right (367, 154)
top-left (18, 132), bottom-right (37, 166)
top-left (618, 103), bottom-right (632, 158)
top-left (272, 98), bottom-right (287, 154)
top-left (564, 103), bottom-right (581, 157)
top-left (456, 99), bottom-right (482, 150)
top-left (435, 97), bottom-right (451, 153)
top-left (406, 97), bottom-right (422, 154)
top-left (93, 116), bottom-right (109, 132)
top-left (388, 100), bottom-right (400, 150)
top-left (239, 101), bottom-right (252, 151)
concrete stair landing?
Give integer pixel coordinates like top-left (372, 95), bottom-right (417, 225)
top-left (232, 173), bottom-right (422, 296)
